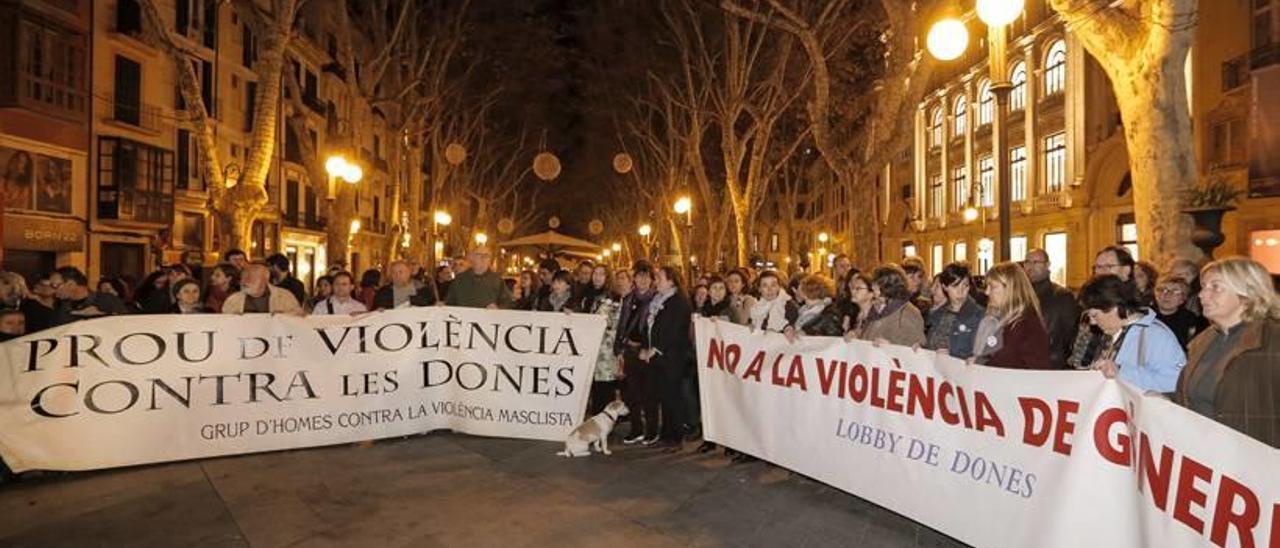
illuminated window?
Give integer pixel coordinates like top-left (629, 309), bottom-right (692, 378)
top-left (903, 242), bottom-right (918, 259)
top-left (953, 95), bottom-right (967, 137)
top-left (954, 241), bottom-right (968, 263)
top-left (930, 106), bottom-right (944, 148)
top-left (1010, 236), bottom-right (1028, 262)
top-left (930, 173), bottom-right (945, 219)
top-left (977, 79), bottom-right (993, 126)
top-left (932, 244), bottom-right (945, 275)
top-left (1010, 62), bottom-right (1028, 112)
top-left (1250, 230), bottom-right (1280, 274)
top-left (953, 166), bottom-right (968, 211)
top-left (979, 155), bottom-right (994, 207)
top-left (1117, 213), bottom-right (1139, 259)
top-left (1044, 232), bottom-right (1068, 285)
top-left (1045, 132), bottom-right (1066, 192)
top-left (1010, 146), bottom-right (1027, 202)
top-left (1044, 40), bottom-right (1067, 96)
top-left (977, 239), bottom-right (994, 273)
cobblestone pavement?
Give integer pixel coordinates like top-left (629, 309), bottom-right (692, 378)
top-left (0, 433), bottom-right (968, 547)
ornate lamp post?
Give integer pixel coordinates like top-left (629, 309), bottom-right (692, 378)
top-left (927, 0), bottom-right (1025, 263)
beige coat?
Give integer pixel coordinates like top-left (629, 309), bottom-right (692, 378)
top-left (222, 285), bottom-right (304, 315)
top-left (861, 301), bottom-right (927, 347)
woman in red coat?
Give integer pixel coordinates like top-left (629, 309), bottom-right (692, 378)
top-left (974, 262), bottom-right (1052, 369)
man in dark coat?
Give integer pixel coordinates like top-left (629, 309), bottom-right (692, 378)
top-left (374, 260), bottom-right (438, 310)
top-left (266, 253), bottom-right (307, 305)
top-left (1024, 248), bottom-right (1080, 369)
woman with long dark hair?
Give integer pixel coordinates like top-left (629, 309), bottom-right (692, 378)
top-left (514, 269), bottom-right (542, 311)
top-left (205, 263), bottom-right (239, 313)
top-left (926, 263), bottom-right (985, 359)
top-left (639, 265), bottom-right (693, 449)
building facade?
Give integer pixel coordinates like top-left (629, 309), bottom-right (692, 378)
top-left (0, 0), bottom-right (411, 289)
top-left (873, 0), bottom-right (1280, 287)
top-left (0, 0), bottom-right (91, 282)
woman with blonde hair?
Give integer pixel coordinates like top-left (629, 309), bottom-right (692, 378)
top-left (973, 262), bottom-right (1051, 369)
top-left (1176, 257), bottom-right (1280, 447)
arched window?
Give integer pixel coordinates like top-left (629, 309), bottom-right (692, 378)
top-left (953, 95), bottom-right (967, 137)
top-left (977, 79), bottom-right (993, 126)
top-left (929, 106), bottom-right (944, 148)
top-left (1010, 62), bottom-right (1028, 111)
top-left (1044, 40), bottom-right (1067, 96)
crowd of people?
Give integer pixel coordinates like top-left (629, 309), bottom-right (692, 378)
top-left (1, 243), bottom-right (1277, 468)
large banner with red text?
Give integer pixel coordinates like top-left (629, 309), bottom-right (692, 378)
top-left (0, 308), bottom-right (605, 472)
top-left (695, 318), bottom-right (1280, 548)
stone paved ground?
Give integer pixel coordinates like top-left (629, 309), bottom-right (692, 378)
top-left (0, 433), bottom-right (968, 548)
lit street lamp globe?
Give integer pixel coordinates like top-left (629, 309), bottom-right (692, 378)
top-left (475, 233), bottom-right (488, 245)
top-left (638, 224), bottom-right (652, 237)
top-left (498, 217), bottom-right (515, 235)
top-left (342, 163), bottom-right (363, 184)
top-left (325, 155), bottom-right (347, 177)
top-left (977, 0), bottom-right (1024, 26)
top-left (548, 216), bottom-right (561, 229)
top-left (434, 210), bottom-right (452, 226)
top-left (611, 242), bottom-right (622, 253)
top-left (612, 153), bottom-right (633, 174)
top-left (673, 196), bottom-right (691, 215)
top-left (926, 18), bottom-right (968, 61)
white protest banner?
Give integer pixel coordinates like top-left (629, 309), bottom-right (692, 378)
top-left (696, 318), bottom-right (1280, 548)
top-left (0, 307), bottom-right (605, 472)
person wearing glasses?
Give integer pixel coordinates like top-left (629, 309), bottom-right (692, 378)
top-left (1176, 257), bottom-right (1280, 448)
top-left (1078, 275), bottom-right (1185, 393)
top-left (1154, 276), bottom-right (1208, 349)
top-left (1022, 249), bottom-right (1079, 369)
top-left (1068, 246), bottom-right (1138, 370)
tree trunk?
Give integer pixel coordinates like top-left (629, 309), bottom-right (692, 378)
top-left (1115, 70), bottom-right (1200, 268)
top-left (729, 193), bottom-right (750, 267)
top-left (224, 206), bottom-right (257, 252)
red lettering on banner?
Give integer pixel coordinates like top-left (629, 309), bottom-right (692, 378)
top-left (816, 358), bottom-right (839, 395)
top-left (938, 382), bottom-right (960, 426)
top-left (1052, 400), bottom-right (1078, 455)
top-left (1094, 407), bottom-right (1131, 466)
top-left (770, 355), bottom-right (787, 387)
top-left (869, 366), bottom-right (886, 408)
top-left (706, 339), bottom-right (742, 374)
top-left (1270, 503), bottom-right (1279, 548)
top-left (742, 351), bottom-right (765, 382)
top-left (1019, 397), bottom-right (1053, 447)
top-left (1173, 455), bottom-right (1212, 534)
top-left (906, 374), bottom-right (935, 417)
top-left (973, 392), bottom-right (1005, 437)
top-left (957, 387), bottom-right (973, 429)
top-left (886, 369), bottom-right (906, 413)
top-left (1138, 432), bottom-right (1175, 511)
top-left (785, 356), bottom-right (807, 391)
top-left (1210, 474), bottom-right (1260, 548)
top-left (848, 363), bottom-right (867, 402)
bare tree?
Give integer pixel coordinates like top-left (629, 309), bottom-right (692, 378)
top-left (138, 0), bottom-right (305, 250)
top-left (721, 0), bottom-right (936, 267)
top-left (1048, 0), bottom-right (1198, 268)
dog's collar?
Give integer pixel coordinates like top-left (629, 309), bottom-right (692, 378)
top-left (603, 410), bottom-right (617, 422)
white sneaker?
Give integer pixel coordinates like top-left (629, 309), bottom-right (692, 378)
top-left (623, 434), bottom-right (645, 445)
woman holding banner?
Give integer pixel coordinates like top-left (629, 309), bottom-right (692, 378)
top-left (640, 265), bottom-right (693, 449)
top-left (1176, 257), bottom-right (1280, 447)
top-left (860, 265), bottom-right (926, 347)
top-left (972, 262), bottom-right (1051, 369)
top-left (1077, 274), bottom-right (1185, 393)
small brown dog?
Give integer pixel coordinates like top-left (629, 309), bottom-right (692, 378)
top-left (556, 400), bottom-right (629, 457)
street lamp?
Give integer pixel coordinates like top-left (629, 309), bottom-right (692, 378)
top-left (927, 0), bottom-right (1024, 263)
top-left (431, 210), bottom-right (452, 265)
top-left (474, 232), bottom-right (488, 246)
top-left (673, 196), bottom-right (694, 282)
top-left (638, 223), bottom-right (653, 260)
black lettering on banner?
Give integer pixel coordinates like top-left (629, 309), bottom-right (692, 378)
top-left (84, 380), bottom-right (139, 414)
top-left (114, 332), bottom-right (166, 366)
top-left (374, 323), bottom-right (413, 352)
top-left (504, 324), bottom-right (532, 354)
top-left (175, 331), bottom-right (216, 363)
top-left (30, 382), bottom-right (79, 418)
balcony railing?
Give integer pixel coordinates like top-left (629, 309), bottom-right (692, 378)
top-left (303, 93), bottom-right (325, 114)
top-left (105, 94), bottom-right (163, 132)
top-left (1251, 43), bottom-right (1280, 70)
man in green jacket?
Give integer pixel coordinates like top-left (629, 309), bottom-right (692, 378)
top-left (445, 246), bottom-right (514, 309)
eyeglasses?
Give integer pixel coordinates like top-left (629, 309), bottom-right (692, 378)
top-left (1157, 287), bottom-right (1185, 296)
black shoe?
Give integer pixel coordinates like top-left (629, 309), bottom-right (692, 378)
top-left (697, 441), bottom-right (717, 454)
top-left (641, 435), bottom-right (661, 446)
top-left (623, 434), bottom-right (646, 445)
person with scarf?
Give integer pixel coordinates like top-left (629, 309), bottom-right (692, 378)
top-left (749, 271), bottom-right (798, 333)
top-left (699, 276), bottom-right (732, 320)
top-left (639, 265), bottom-right (693, 449)
top-left (860, 264), bottom-right (926, 347)
top-left (575, 264), bottom-right (611, 313)
top-left (785, 274), bottom-right (843, 339)
top-left (535, 270), bottom-right (577, 312)
top-left (972, 262), bottom-right (1052, 369)
top-left (842, 272), bottom-right (875, 338)
top-left (587, 268), bottom-right (623, 416)
top-left (614, 261), bottom-right (658, 444)
top-left (926, 263), bottom-right (986, 359)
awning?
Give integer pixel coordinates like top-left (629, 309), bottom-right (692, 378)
top-left (497, 230), bottom-right (601, 254)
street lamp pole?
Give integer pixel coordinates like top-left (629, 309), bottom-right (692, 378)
top-left (989, 24), bottom-right (1014, 264)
